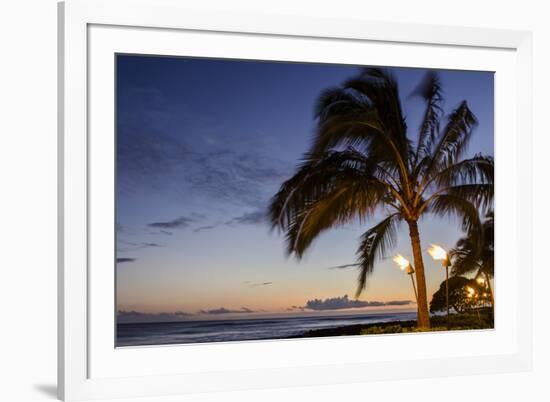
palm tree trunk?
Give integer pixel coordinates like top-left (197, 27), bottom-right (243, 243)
top-left (407, 220), bottom-right (431, 328)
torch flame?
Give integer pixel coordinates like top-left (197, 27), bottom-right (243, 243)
top-left (393, 254), bottom-right (410, 271)
top-left (466, 286), bottom-right (476, 298)
top-left (427, 244), bottom-right (447, 261)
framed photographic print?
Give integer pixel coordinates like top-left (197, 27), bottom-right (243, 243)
top-left (58, 0), bottom-right (533, 400)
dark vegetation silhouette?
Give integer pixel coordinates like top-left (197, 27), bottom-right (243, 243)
top-left (430, 276), bottom-right (484, 313)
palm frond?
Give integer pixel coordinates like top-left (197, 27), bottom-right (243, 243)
top-left (450, 210), bottom-right (494, 278)
top-left (269, 149), bottom-right (392, 257)
top-left (426, 193), bottom-right (481, 233)
top-left (432, 154), bottom-right (494, 188)
top-left (314, 87), bottom-right (367, 121)
top-left (355, 213), bottom-right (401, 296)
top-left (343, 68), bottom-right (409, 160)
top-left (270, 149), bottom-right (370, 229)
top-left (450, 239), bottom-right (481, 276)
top-left (445, 183), bottom-right (494, 211)
top-left (284, 178), bottom-right (389, 257)
top-left (411, 71), bottom-right (443, 163)
top-left (424, 101), bottom-right (478, 177)
top-left (311, 110), bottom-right (387, 157)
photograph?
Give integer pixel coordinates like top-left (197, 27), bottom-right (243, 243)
top-left (115, 54), bottom-right (494, 347)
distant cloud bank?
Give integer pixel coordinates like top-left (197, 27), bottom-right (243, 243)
top-left (293, 295), bottom-right (414, 311)
top-left (117, 310), bottom-right (192, 323)
top-left (117, 296), bottom-right (413, 324)
top-left (118, 306), bottom-right (258, 323)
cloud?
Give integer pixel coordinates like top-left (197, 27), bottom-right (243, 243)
top-left (116, 87), bottom-right (193, 183)
top-left (298, 295), bottom-right (413, 311)
top-left (304, 295), bottom-right (371, 311)
top-left (190, 209), bottom-right (269, 233)
top-left (240, 280), bottom-right (272, 287)
top-left (118, 126), bottom-right (291, 209)
top-left (226, 210), bottom-right (267, 225)
top-left (193, 225), bottom-right (217, 233)
top-left (117, 310), bottom-right (193, 323)
top-left (249, 281), bottom-right (273, 287)
top-left (117, 258), bottom-right (136, 263)
top-left (199, 307), bottom-right (255, 315)
top-left (386, 300), bottom-right (414, 306)
top-left (117, 241), bottom-right (162, 252)
top-left (186, 150), bottom-right (291, 209)
top-left (148, 214), bottom-right (201, 229)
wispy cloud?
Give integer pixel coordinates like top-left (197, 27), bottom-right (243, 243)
top-left (249, 281), bottom-right (273, 287)
top-left (118, 241), bottom-right (162, 252)
top-left (294, 295), bottom-right (413, 311)
top-left (116, 85), bottom-right (194, 187)
top-left (226, 210), bottom-right (267, 226)
top-left (186, 149), bottom-right (290, 208)
top-left (148, 214), bottom-right (202, 229)
top-left (118, 110), bottom-right (292, 210)
top-left (190, 209), bottom-right (268, 233)
top-left (117, 310), bottom-right (192, 323)
top-left (117, 257), bottom-right (136, 264)
top-left (193, 225), bottom-right (217, 233)
top-left (198, 307), bottom-right (255, 315)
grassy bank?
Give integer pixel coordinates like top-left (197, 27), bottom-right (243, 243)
top-left (291, 309), bottom-right (493, 338)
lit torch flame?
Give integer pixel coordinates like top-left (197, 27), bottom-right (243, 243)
top-left (427, 244), bottom-right (448, 261)
top-left (466, 286), bottom-right (476, 298)
top-left (393, 254), bottom-right (410, 271)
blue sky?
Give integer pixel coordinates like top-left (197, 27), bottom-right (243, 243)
top-left (115, 55), bottom-right (493, 321)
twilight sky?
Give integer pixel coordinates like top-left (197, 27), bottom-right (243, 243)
top-left (115, 54), bottom-right (494, 322)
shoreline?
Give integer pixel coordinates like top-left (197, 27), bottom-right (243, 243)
top-left (288, 319), bottom-right (419, 338)
top-left (289, 310), bottom-right (493, 338)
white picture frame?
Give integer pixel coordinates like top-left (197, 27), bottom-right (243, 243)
top-left (58, 0), bottom-right (533, 400)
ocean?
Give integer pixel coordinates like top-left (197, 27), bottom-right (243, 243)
top-left (116, 311), bottom-right (417, 346)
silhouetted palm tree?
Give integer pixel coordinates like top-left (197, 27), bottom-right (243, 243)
top-left (269, 68), bottom-right (494, 328)
top-left (450, 211), bottom-right (494, 306)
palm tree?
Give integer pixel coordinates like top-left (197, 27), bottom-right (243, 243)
top-left (269, 68), bottom-right (494, 328)
top-left (450, 212), bottom-right (494, 306)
